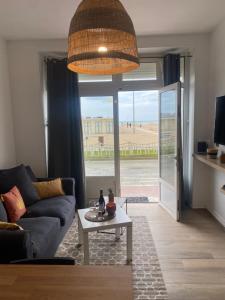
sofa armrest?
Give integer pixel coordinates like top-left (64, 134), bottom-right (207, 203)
top-left (0, 230), bottom-right (32, 263)
top-left (61, 178), bottom-right (75, 196)
top-left (37, 177), bottom-right (75, 196)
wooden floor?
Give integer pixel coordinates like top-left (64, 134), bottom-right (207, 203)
top-left (128, 204), bottom-right (225, 300)
top-left (0, 265), bottom-right (133, 300)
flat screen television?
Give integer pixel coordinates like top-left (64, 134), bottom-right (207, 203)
top-left (214, 96), bottom-right (225, 146)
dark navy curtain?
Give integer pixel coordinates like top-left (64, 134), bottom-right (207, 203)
top-left (46, 58), bottom-right (86, 209)
top-left (163, 54), bottom-right (180, 86)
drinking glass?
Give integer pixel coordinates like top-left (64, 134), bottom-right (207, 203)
top-left (89, 200), bottom-right (98, 212)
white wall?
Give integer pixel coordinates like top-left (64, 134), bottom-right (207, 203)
top-left (8, 35), bottom-right (210, 183)
top-left (196, 18), bottom-right (225, 225)
top-left (8, 40), bottom-right (67, 176)
top-left (139, 34), bottom-right (210, 208)
top-left (0, 37), bottom-right (16, 168)
top-left (139, 34), bottom-right (210, 147)
top-left (209, 18), bottom-right (225, 133)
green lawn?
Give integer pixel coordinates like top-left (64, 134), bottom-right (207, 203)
top-left (84, 149), bottom-right (158, 160)
top-left (84, 144), bottom-right (176, 160)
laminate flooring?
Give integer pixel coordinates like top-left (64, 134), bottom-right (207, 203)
top-left (128, 204), bottom-right (225, 300)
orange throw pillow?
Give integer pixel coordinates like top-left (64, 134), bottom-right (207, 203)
top-left (0, 186), bottom-right (26, 222)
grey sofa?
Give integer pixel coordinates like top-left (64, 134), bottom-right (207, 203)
top-left (0, 175), bottom-right (76, 263)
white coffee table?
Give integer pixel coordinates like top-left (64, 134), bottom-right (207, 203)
top-left (77, 206), bottom-right (133, 265)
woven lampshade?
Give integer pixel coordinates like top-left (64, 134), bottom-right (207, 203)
top-left (67, 0), bottom-right (139, 75)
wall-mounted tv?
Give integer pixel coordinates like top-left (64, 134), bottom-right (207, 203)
top-left (214, 96), bottom-right (225, 146)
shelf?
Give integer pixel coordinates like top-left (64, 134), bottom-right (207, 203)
top-left (194, 154), bottom-right (225, 174)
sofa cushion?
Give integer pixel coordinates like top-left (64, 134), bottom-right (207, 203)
top-left (0, 201), bottom-right (7, 222)
top-left (17, 217), bottom-right (60, 257)
top-left (25, 196), bottom-right (75, 226)
top-left (62, 195), bottom-right (76, 205)
top-left (33, 178), bottom-right (65, 199)
top-left (25, 166), bottom-right (37, 182)
top-left (1, 186), bottom-right (26, 222)
top-left (0, 165), bottom-right (40, 206)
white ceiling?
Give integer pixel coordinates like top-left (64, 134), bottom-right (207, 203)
top-left (0, 0), bottom-right (225, 40)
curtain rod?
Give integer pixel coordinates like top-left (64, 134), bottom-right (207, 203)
top-left (44, 57), bottom-right (67, 64)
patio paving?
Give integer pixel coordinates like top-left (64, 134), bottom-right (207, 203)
top-left (85, 159), bottom-right (159, 200)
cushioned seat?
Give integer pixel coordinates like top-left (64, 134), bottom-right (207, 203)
top-left (0, 201), bottom-right (8, 222)
top-left (17, 217), bottom-right (60, 257)
top-left (25, 196), bottom-right (76, 226)
top-left (0, 168), bottom-right (76, 263)
top-left (62, 195), bottom-right (76, 205)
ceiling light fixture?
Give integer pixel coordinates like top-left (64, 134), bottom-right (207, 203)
top-left (67, 0), bottom-right (140, 75)
top-left (98, 46), bottom-right (108, 53)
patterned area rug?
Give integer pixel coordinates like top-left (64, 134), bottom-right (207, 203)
top-left (56, 216), bottom-right (168, 300)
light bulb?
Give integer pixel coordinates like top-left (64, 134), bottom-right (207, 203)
top-left (98, 46), bottom-right (108, 53)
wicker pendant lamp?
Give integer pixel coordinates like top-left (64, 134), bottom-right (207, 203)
top-left (67, 0), bottom-right (139, 75)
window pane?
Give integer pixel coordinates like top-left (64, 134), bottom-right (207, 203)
top-left (81, 96), bottom-right (114, 176)
top-left (160, 90), bottom-right (177, 187)
top-left (123, 63), bottom-right (157, 81)
top-left (118, 90), bottom-right (159, 199)
top-left (79, 74), bottom-right (112, 83)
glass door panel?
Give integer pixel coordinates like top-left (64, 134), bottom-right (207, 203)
top-left (81, 96), bottom-right (115, 177)
top-left (159, 82), bottom-right (182, 221)
top-left (160, 90), bottom-right (176, 187)
top-left (118, 91), bottom-right (159, 200)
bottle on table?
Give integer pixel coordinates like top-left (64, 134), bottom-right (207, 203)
top-left (98, 189), bottom-right (105, 214)
top-left (108, 188), bottom-right (114, 203)
top-left (106, 188), bottom-right (116, 217)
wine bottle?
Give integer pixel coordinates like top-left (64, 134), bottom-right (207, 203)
top-left (108, 188), bottom-right (114, 202)
top-left (98, 189), bottom-right (105, 214)
top-left (106, 188), bottom-right (116, 217)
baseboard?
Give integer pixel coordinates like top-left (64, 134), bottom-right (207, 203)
top-left (158, 202), bottom-right (177, 221)
top-left (207, 207), bottom-right (225, 227)
top-left (191, 203), bottom-right (206, 209)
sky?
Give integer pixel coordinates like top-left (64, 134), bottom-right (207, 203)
top-left (81, 91), bottom-right (160, 122)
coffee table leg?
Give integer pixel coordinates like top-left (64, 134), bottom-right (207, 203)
top-left (115, 227), bottom-right (121, 240)
top-left (78, 217), bottom-right (83, 247)
top-left (127, 224), bottom-right (133, 264)
top-left (83, 232), bottom-right (89, 265)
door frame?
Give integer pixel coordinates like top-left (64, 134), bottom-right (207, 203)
top-left (79, 59), bottom-right (163, 201)
top-left (113, 89), bottom-right (121, 196)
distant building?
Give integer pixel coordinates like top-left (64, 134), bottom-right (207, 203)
top-left (82, 117), bottom-right (113, 135)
